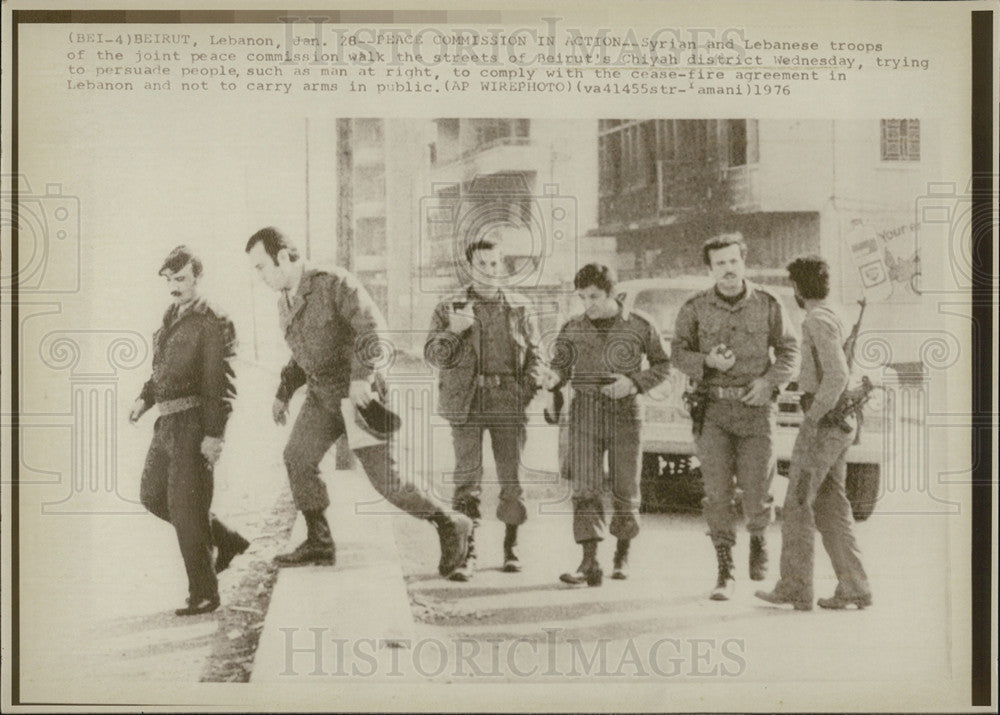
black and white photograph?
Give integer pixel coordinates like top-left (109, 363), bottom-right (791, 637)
top-left (2, 2), bottom-right (995, 712)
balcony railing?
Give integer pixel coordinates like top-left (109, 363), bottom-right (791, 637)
top-left (432, 136), bottom-right (532, 166)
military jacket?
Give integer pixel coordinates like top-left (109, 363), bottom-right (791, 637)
top-left (671, 281), bottom-right (799, 390)
top-left (140, 299), bottom-right (237, 438)
top-left (552, 304), bottom-right (671, 407)
top-left (276, 266), bottom-right (384, 402)
top-left (425, 286), bottom-right (543, 422)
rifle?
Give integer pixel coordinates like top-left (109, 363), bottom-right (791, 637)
top-left (819, 299), bottom-right (880, 443)
top-left (842, 298), bottom-right (866, 371)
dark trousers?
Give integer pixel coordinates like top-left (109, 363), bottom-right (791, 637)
top-left (284, 388), bottom-right (450, 517)
top-left (139, 409), bottom-right (217, 601)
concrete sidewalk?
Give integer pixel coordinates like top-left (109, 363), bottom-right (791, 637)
top-left (251, 463), bottom-right (432, 683)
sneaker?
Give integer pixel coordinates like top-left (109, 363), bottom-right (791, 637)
top-left (754, 589), bottom-right (812, 611)
top-left (817, 593), bottom-right (873, 610)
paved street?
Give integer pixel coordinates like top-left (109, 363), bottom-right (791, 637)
top-left (13, 370), bottom-right (967, 709)
top-left (390, 411), bottom-right (957, 696)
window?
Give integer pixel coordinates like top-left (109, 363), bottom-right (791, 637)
top-left (599, 131), bottom-right (622, 195)
top-left (353, 118), bottom-right (384, 147)
top-left (727, 120), bottom-right (748, 166)
top-left (356, 217), bottom-right (386, 256)
top-left (881, 119), bottom-right (920, 161)
top-left (472, 119), bottom-right (531, 152)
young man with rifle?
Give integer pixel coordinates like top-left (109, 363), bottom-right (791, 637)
top-left (755, 255), bottom-right (873, 611)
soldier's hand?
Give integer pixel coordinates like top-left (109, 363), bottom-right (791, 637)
top-left (200, 436), bottom-right (224, 465)
top-left (601, 374), bottom-right (638, 400)
top-left (705, 344), bottom-right (736, 372)
top-left (128, 398), bottom-right (149, 425)
top-left (272, 398), bottom-right (289, 425)
top-left (446, 305), bottom-right (475, 333)
top-left (349, 379), bottom-right (374, 409)
top-left (741, 377), bottom-right (772, 407)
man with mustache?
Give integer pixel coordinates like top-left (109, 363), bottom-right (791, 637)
top-left (130, 245), bottom-right (248, 616)
top-left (672, 233), bottom-right (800, 601)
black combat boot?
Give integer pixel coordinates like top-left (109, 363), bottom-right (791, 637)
top-left (274, 510), bottom-right (336, 567)
top-left (502, 524), bottom-right (522, 573)
top-left (431, 512), bottom-right (473, 578)
top-left (560, 539), bottom-right (603, 587)
top-left (212, 517), bottom-right (250, 574)
top-left (749, 534), bottom-right (768, 581)
top-left (611, 539), bottom-right (631, 580)
top-left (710, 543), bottom-right (735, 601)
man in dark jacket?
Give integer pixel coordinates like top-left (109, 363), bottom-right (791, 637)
top-left (425, 239), bottom-right (545, 581)
top-left (245, 227), bottom-right (471, 578)
top-left (541, 264), bottom-right (670, 585)
top-left (130, 246), bottom-right (248, 616)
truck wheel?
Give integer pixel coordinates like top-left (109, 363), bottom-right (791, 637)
top-left (846, 464), bottom-right (880, 522)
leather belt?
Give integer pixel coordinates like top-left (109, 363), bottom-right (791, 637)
top-left (476, 374), bottom-right (513, 388)
top-left (708, 385), bottom-right (750, 401)
top-left (158, 396), bottom-right (202, 415)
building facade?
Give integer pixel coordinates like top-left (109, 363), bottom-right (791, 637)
top-left (596, 118), bottom-right (937, 366)
top-left (420, 118), bottom-right (605, 334)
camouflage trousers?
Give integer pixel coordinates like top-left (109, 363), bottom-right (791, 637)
top-left (772, 416), bottom-right (871, 601)
top-left (284, 388), bottom-right (449, 518)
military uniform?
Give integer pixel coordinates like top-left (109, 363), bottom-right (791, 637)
top-left (770, 303), bottom-right (871, 604)
top-left (426, 286), bottom-right (543, 526)
top-left (671, 282), bottom-right (799, 547)
top-left (552, 305), bottom-right (670, 544)
top-left (277, 265), bottom-right (456, 519)
top-left (138, 299), bottom-right (240, 604)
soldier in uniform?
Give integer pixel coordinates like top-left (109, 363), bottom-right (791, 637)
top-left (540, 264), bottom-right (670, 586)
top-left (672, 233), bottom-right (799, 601)
top-left (130, 246), bottom-right (249, 616)
top-left (244, 227), bottom-right (471, 577)
top-left (756, 255), bottom-right (872, 611)
top-left (425, 239), bottom-right (545, 581)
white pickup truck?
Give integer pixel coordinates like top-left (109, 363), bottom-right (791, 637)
top-left (616, 277), bottom-right (887, 522)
